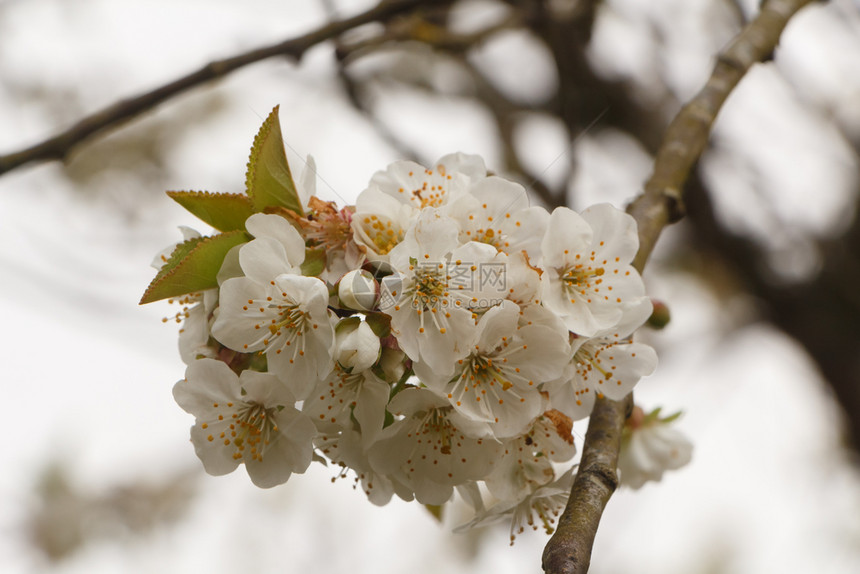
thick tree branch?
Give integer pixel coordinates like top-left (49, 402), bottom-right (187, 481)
top-left (542, 1), bottom-right (819, 573)
top-left (628, 0), bottom-right (820, 271)
top-left (542, 394), bottom-right (631, 574)
top-left (0, 0), bottom-right (451, 177)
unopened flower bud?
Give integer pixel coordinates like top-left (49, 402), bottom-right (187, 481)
top-left (335, 319), bottom-right (381, 373)
top-left (379, 346), bottom-right (407, 383)
top-left (646, 300), bottom-right (671, 330)
top-left (338, 269), bottom-right (378, 311)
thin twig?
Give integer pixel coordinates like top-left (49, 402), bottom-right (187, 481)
top-left (458, 58), bottom-right (561, 206)
top-left (337, 11), bottom-right (519, 61)
top-left (542, 1), bottom-right (820, 573)
top-left (323, 0), bottom-right (426, 162)
top-left (0, 0), bottom-right (451, 177)
top-left (333, 10), bottom-right (560, 201)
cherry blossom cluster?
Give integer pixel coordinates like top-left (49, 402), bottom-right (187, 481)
top-left (160, 153), bottom-right (659, 541)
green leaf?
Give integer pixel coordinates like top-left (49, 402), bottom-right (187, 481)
top-left (140, 230), bottom-right (251, 304)
top-left (300, 248), bottom-right (326, 277)
top-left (148, 235), bottom-right (206, 289)
top-left (245, 106), bottom-right (304, 215)
top-left (166, 190), bottom-right (254, 232)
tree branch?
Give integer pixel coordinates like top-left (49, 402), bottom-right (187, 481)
top-left (542, 1), bottom-right (820, 572)
top-left (0, 0), bottom-right (451, 177)
top-left (542, 394), bottom-right (632, 574)
top-left (628, 0), bottom-right (821, 272)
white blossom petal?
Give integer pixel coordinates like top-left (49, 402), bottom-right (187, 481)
top-left (173, 359), bottom-right (316, 488)
top-left (245, 213), bottom-right (306, 265)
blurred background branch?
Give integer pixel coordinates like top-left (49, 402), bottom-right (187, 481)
top-left (0, 0), bottom-right (454, 176)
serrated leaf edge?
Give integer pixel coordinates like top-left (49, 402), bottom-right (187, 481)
top-left (166, 190), bottom-right (255, 231)
top-left (140, 230), bottom-right (249, 304)
top-left (245, 106), bottom-right (279, 202)
top-left (243, 105), bottom-right (304, 215)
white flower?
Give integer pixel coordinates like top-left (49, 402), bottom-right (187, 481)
top-left (351, 189), bottom-right (415, 261)
top-left (352, 153), bottom-right (486, 261)
top-left (240, 213), bottom-right (306, 281)
top-left (172, 359), bottom-right (316, 488)
top-left (483, 410), bottom-right (577, 503)
top-left (303, 364), bottom-right (390, 446)
top-left (457, 466), bottom-right (575, 545)
top-left (315, 429), bottom-right (408, 506)
top-left (416, 300), bottom-right (570, 438)
top-left (176, 290), bottom-right (219, 364)
top-left (211, 273), bottom-right (334, 400)
top-left (445, 176), bottom-right (549, 259)
top-left (308, 208), bottom-right (363, 284)
top-left (159, 289), bottom-right (219, 365)
top-left (367, 387), bottom-right (503, 505)
top-left (618, 407), bottom-right (693, 489)
top-left (299, 201), bottom-right (364, 284)
top-left (540, 204), bottom-right (647, 337)
top-left (382, 209), bottom-right (498, 376)
top-left (544, 301), bottom-right (657, 421)
top-left (334, 319), bottom-right (381, 373)
top-left (370, 153), bottom-right (486, 211)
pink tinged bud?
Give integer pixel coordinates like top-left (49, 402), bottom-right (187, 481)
top-left (646, 299), bottom-right (671, 330)
top-left (338, 269), bottom-right (378, 311)
top-left (335, 320), bottom-right (381, 373)
top-left (627, 405), bottom-right (646, 429)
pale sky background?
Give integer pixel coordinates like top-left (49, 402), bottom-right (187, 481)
top-left (1, 1), bottom-right (860, 573)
